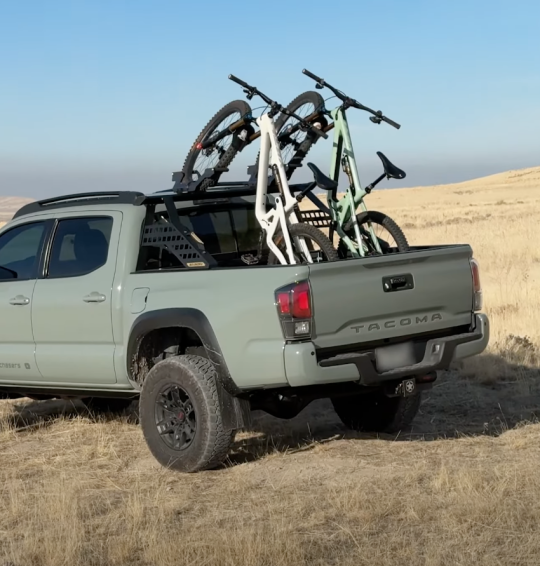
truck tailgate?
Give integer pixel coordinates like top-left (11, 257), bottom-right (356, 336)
top-left (308, 245), bottom-right (475, 349)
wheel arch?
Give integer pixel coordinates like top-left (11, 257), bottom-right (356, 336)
top-left (127, 308), bottom-right (241, 396)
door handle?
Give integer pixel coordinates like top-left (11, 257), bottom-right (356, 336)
top-left (83, 292), bottom-right (106, 303)
top-left (9, 295), bottom-right (30, 306)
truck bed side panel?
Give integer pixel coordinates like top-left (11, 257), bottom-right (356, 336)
top-left (124, 266), bottom-right (309, 389)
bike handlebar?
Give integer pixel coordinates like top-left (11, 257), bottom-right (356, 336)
top-left (302, 69), bottom-right (401, 130)
top-left (228, 74), bottom-right (328, 139)
top-left (302, 69), bottom-right (324, 83)
top-left (228, 74), bottom-right (252, 90)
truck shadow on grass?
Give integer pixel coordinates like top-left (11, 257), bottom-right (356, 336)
top-left (229, 352), bottom-right (540, 465)
top-left (2, 352), bottom-right (539, 468)
top-left (1, 398), bottom-right (87, 432)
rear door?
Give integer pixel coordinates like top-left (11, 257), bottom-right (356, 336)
top-left (0, 220), bottom-right (49, 381)
top-left (308, 245), bottom-right (475, 349)
top-left (32, 212), bottom-right (122, 384)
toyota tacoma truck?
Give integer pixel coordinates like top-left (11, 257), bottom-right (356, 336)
top-left (0, 185), bottom-right (489, 472)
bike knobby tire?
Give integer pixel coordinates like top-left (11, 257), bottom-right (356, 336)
top-left (182, 99), bottom-right (252, 192)
top-left (268, 222), bottom-right (339, 265)
top-left (340, 210), bottom-right (409, 256)
top-left (255, 91), bottom-right (327, 181)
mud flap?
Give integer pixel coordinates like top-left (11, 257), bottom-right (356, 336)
top-left (215, 380), bottom-right (252, 431)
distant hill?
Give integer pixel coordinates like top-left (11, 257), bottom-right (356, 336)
top-left (411, 166), bottom-right (540, 191)
top-left (0, 166), bottom-right (538, 228)
top-left (0, 197), bottom-right (34, 225)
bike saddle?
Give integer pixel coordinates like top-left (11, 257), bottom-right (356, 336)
top-left (376, 151), bottom-right (406, 180)
top-left (307, 162), bottom-right (339, 192)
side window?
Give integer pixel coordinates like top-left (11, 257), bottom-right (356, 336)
top-left (47, 217), bottom-right (113, 278)
top-left (0, 222), bottom-right (45, 281)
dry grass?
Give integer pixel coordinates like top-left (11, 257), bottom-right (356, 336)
top-left (1, 167), bottom-right (540, 565)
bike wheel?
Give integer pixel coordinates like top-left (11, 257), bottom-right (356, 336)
top-left (182, 99), bottom-right (252, 192)
top-left (268, 222), bottom-right (339, 265)
top-left (338, 210), bottom-right (409, 257)
top-left (255, 91), bottom-right (327, 180)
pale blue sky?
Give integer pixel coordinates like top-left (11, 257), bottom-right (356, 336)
top-left (1, 0), bottom-right (539, 198)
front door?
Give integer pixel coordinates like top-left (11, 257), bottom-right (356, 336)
top-left (32, 213), bottom-right (121, 385)
top-left (0, 220), bottom-right (48, 381)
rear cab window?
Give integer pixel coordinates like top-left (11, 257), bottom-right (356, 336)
top-left (47, 217), bottom-right (113, 278)
top-left (136, 201), bottom-right (262, 271)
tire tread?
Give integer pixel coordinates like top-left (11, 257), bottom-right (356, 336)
top-left (140, 354), bottom-right (234, 472)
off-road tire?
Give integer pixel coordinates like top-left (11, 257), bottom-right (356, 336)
top-left (255, 91), bottom-right (327, 180)
top-left (339, 210), bottom-right (409, 257)
top-left (267, 222), bottom-right (339, 265)
top-left (331, 390), bottom-right (421, 433)
top-left (139, 355), bottom-right (234, 472)
top-left (182, 99), bottom-right (252, 192)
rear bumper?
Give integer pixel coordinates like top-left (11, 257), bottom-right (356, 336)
top-left (284, 313), bottom-right (489, 387)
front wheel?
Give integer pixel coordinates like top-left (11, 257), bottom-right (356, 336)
top-left (181, 99), bottom-right (253, 192)
top-left (339, 210), bottom-right (409, 258)
top-left (331, 390), bottom-right (422, 433)
top-left (267, 222), bottom-right (339, 265)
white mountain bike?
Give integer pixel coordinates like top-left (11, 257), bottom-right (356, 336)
top-left (226, 74), bottom-right (339, 265)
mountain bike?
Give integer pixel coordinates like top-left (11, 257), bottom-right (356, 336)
top-left (179, 72), bottom-right (408, 258)
top-left (224, 74), bottom-right (338, 266)
top-left (283, 69), bottom-right (409, 258)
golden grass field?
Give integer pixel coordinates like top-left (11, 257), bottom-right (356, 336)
top-left (1, 167), bottom-right (539, 565)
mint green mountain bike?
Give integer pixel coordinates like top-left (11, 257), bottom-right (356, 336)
top-left (273, 70), bottom-right (410, 258)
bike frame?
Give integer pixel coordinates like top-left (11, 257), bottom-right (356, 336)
top-left (255, 113), bottom-right (313, 265)
top-left (325, 106), bottom-right (383, 256)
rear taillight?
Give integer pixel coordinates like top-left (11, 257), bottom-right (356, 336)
top-left (275, 280), bottom-right (313, 340)
top-left (470, 258), bottom-right (482, 311)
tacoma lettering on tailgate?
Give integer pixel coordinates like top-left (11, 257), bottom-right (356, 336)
top-left (351, 313), bottom-right (443, 334)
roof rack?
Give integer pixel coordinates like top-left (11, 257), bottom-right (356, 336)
top-left (12, 171), bottom-right (323, 219)
top-left (13, 191), bottom-right (146, 219)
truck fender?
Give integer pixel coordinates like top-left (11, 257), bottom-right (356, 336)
top-left (127, 308), bottom-right (250, 431)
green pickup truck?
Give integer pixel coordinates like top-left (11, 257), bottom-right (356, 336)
top-left (0, 187), bottom-right (489, 472)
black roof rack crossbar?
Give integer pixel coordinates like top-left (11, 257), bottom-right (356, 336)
top-left (143, 181), bottom-right (316, 205)
top-left (172, 167), bottom-right (235, 193)
top-left (13, 191), bottom-right (146, 219)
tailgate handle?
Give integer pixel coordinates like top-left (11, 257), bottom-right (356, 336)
top-left (383, 274), bottom-right (414, 292)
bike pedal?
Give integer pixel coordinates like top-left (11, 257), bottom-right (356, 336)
top-left (241, 254), bottom-right (259, 266)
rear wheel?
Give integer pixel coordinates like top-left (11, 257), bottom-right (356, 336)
top-left (332, 390), bottom-right (421, 433)
top-left (338, 210), bottom-right (409, 258)
top-left (139, 355), bottom-right (235, 472)
top-left (267, 222), bottom-right (339, 265)
top-left (255, 91), bottom-right (327, 181)
top-left (182, 100), bottom-right (253, 192)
